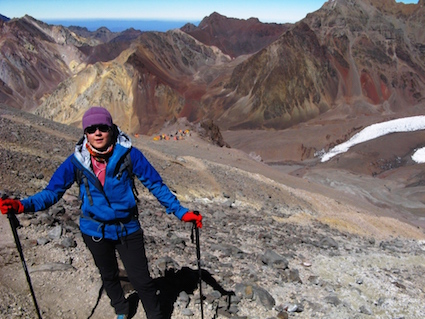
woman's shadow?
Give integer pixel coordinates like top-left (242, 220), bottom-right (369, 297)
top-left (154, 266), bottom-right (234, 319)
top-left (88, 266), bottom-right (234, 319)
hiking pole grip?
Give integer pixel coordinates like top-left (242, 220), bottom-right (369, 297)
top-left (194, 212), bottom-right (201, 261)
top-left (7, 212), bottom-right (43, 319)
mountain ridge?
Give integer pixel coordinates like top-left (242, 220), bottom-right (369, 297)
top-left (2, 0), bottom-right (424, 141)
top-left (181, 11), bottom-right (290, 58)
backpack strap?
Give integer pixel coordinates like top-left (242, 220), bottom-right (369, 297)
top-left (116, 151), bottom-right (140, 202)
top-left (74, 166), bottom-right (94, 206)
top-left (82, 174), bottom-right (94, 206)
top-left (71, 156), bottom-right (95, 206)
top-left (116, 151), bottom-right (132, 180)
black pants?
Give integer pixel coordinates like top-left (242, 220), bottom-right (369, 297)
top-left (82, 229), bottom-right (163, 319)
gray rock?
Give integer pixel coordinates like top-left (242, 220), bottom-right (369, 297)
top-left (35, 213), bottom-right (53, 225)
top-left (283, 268), bottom-right (302, 283)
top-left (319, 237), bottom-right (339, 249)
top-left (48, 225), bottom-right (62, 240)
top-left (210, 244), bottom-right (243, 258)
top-left (178, 291), bottom-right (190, 308)
top-left (359, 305), bottom-right (373, 315)
top-left (61, 237), bottom-right (76, 248)
top-left (181, 308), bottom-right (194, 316)
top-left (324, 294), bottom-right (341, 306)
top-left (252, 286), bottom-right (276, 310)
top-left (235, 283), bottom-right (254, 300)
top-left (308, 275), bottom-right (320, 285)
top-left (37, 237), bottom-right (50, 245)
top-left (208, 290), bottom-right (221, 300)
top-left (154, 256), bottom-right (179, 276)
top-left (49, 206), bottom-right (65, 217)
top-left (277, 311), bottom-right (289, 319)
top-left (261, 249), bottom-right (289, 269)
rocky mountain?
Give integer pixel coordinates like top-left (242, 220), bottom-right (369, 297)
top-left (0, 15), bottom-right (148, 111)
top-left (1, 0), bottom-right (425, 144)
top-left (215, 0), bottom-right (425, 132)
top-left (31, 29), bottom-right (233, 134)
top-left (0, 15), bottom-right (95, 110)
top-left (181, 12), bottom-right (290, 58)
top-left (67, 25), bottom-right (143, 44)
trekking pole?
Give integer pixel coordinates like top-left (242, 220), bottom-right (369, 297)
top-left (7, 212), bottom-right (42, 319)
top-left (191, 211), bottom-right (204, 319)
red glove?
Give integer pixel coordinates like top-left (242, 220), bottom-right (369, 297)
top-left (0, 198), bottom-right (24, 215)
top-left (181, 211), bottom-right (202, 228)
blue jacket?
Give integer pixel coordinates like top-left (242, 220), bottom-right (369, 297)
top-left (21, 129), bottom-right (188, 240)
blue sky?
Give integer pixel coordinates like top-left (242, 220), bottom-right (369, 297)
top-left (2, 0), bottom-right (419, 24)
top-left (1, 0), bottom-right (419, 32)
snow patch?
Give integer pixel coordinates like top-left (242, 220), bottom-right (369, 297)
top-left (320, 116), bottom-right (425, 163)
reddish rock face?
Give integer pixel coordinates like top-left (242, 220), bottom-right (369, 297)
top-left (181, 12), bottom-right (290, 58)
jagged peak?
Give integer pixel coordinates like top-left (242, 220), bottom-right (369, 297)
top-left (323, 0), bottom-right (421, 15)
top-left (199, 11), bottom-right (261, 27)
top-left (95, 26), bottom-right (112, 32)
top-left (208, 11), bottom-right (226, 19)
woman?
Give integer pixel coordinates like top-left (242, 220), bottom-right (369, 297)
top-left (0, 106), bottom-right (202, 319)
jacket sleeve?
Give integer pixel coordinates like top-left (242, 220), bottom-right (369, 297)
top-left (130, 147), bottom-right (189, 219)
top-left (21, 156), bottom-right (76, 212)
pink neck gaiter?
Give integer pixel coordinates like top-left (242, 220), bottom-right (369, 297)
top-left (91, 157), bottom-right (107, 186)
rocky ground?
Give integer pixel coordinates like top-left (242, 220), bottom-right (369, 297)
top-left (1, 103), bottom-right (425, 319)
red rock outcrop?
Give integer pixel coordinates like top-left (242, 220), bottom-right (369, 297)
top-left (206, 0), bottom-right (425, 131)
top-left (181, 12), bottom-right (290, 58)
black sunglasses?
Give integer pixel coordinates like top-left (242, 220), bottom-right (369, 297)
top-left (85, 125), bottom-right (111, 134)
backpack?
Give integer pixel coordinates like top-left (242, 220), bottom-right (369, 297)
top-left (73, 151), bottom-right (139, 206)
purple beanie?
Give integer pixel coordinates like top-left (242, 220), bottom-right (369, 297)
top-left (82, 106), bottom-right (113, 130)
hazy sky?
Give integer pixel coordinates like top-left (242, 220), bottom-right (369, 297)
top-left (1, 0), bottom-right (419, 24)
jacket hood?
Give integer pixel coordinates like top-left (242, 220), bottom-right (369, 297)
top-left (74, 126), bottom-right (132, 170)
